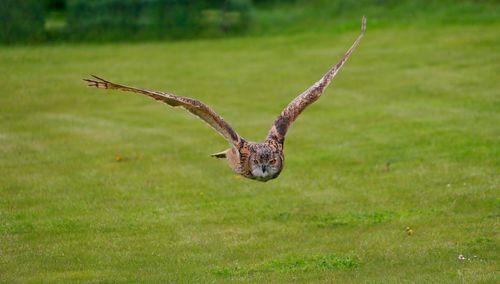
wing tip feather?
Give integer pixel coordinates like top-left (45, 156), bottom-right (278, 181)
top-left (361, 16), bottom-right (367, 34)
top-left (83, 74), bottom-right (109, 89)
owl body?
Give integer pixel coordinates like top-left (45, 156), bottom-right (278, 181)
top-left (85, 17), bottom-right (366, 182)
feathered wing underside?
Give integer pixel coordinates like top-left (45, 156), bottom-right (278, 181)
top-left (84, 75), bottom-right (242, 147)
top-left (266, 16), bottom-right (366, 144)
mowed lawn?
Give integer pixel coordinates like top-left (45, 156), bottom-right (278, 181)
top-left (0, 22), bottom-right (498, 282)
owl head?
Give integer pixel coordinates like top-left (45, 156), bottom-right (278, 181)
top-left (248, 147), bottom-right (282, 181)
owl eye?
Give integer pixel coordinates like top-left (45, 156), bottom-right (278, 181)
top-left (253, 159), bottom-right (258, 164)
top-left (269, 159), bottom-right (276, 165)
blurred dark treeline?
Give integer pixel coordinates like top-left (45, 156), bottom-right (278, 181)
top-left (0, 0), bottom-right (497, 44)
top-left (1, 0), bottom-right (255, 43)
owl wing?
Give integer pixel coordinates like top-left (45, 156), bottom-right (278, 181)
top-left (266, 16), bottom-right (366, 144)
top-left (84, 75), bottom-right (242, 146)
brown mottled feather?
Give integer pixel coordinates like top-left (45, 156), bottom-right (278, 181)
top-left (84, 75), bottom-right (242, 147)
top-left (267, 16), bottom-right (366, 144)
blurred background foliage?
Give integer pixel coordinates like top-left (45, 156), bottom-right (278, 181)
top-left (0, 0), bottom-right (45, 43)
top-left (0, 0), bottom-right (498, 44)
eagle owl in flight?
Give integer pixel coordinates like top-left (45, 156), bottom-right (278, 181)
top-left (85, 17), bottom-right (366, 182)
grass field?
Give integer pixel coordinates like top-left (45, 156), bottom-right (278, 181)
top-left (1, 18), bottom-right (499, 282)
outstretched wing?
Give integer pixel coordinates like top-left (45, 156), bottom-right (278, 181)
top-left (266, 16), bottom-right (366, 144)
top-left (84, 75), bottom-right (242, 146)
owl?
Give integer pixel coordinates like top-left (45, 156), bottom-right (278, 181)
top-left (85, 17), bottom-right (366, 182)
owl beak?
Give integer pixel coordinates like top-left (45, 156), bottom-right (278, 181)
top-left (261, 165), bottom-right (267, 173)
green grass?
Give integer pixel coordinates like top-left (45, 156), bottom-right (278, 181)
top-left (0, 19), bottom-right (499, 282)
top-left (251, 0), bottom-right (499, 35)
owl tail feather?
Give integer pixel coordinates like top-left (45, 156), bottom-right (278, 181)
top-left (210, 150), bottom-right (228, 159)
